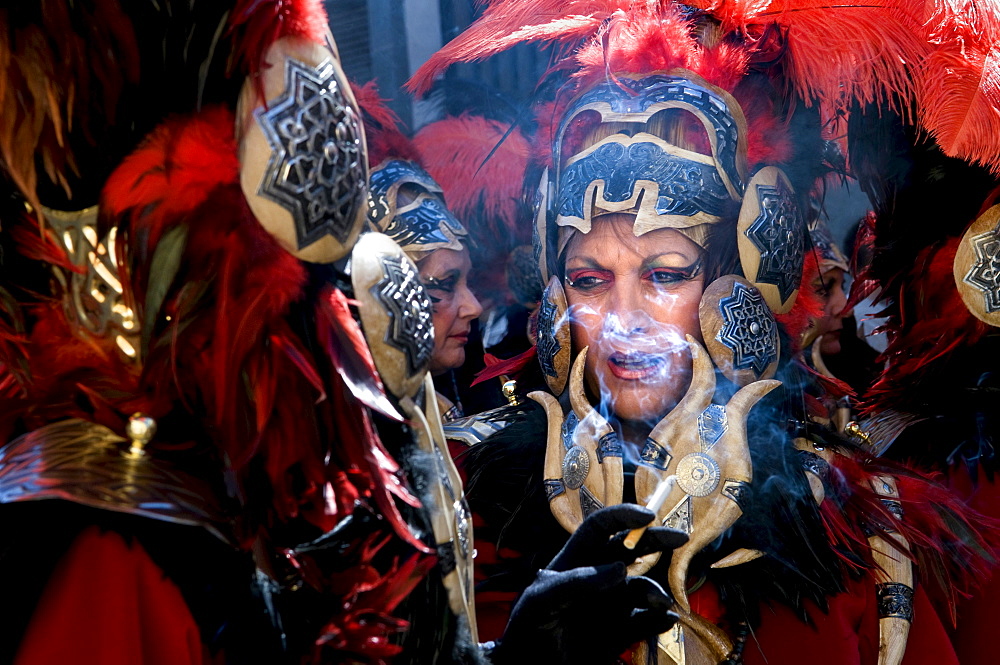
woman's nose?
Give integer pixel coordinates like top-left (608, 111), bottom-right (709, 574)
top-left (607, 286), bottom-right (652, 333)
top-left (457, 284), bottom-right (483, 320)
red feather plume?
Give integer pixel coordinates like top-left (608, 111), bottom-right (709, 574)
top-left (102, 106), bottom-right (423, 547)
top-left (413, 114), bottom-right (532, 246)
top-left (351, 80), bottom-right (422, 167)
top-left (918, 45), bottom-right (1000, 174)
top-left (228, 0), bottom-right (329, 79)
top-left (862, 235), bottom-right (990, 414)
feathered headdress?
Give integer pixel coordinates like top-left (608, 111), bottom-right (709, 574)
top-left (409, 1), bottom-right (1000, 174)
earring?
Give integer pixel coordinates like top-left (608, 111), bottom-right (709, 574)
top-left (736, 166), bottom-right (804, 314)
top-left (700, 275), bottom-right (780, 386)
top-left (536, 275), bottom-right (571, 395)
top-left (954, 203), bottom-right (1000, 327)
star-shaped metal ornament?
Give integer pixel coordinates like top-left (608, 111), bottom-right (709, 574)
top-left (717, 281), bottom-right (779, 377)
top-left (372, 255), bottom-right (434, 375)
top-left (745, 179), bottom-right (804, 304)
top-left (255, 58), bottom-right (365, 249)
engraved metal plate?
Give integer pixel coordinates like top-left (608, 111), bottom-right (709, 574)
top-left (881, 499), bottom-right (904, 522)
top-left (798, 449), bottom-right (831, 481)
top-left (721, 478), bottom-right (751, 512)
top-left (562, 446), bottom-right (590, 490)
top-left (675, 452), bottom-right (721, 497)
top-left (558, 140), bottom-right (731, 221)
top-left (639, 438), bottom-right (672, 470)
top-left (454, 498), bottom-right (472, 560)
top-left (0, 419), bottom-right (231, 543)
top-left (698, 404), bottom-right (728, 450)
top-left (662, 495), bottom-right (693, 534)
top-left (368, 160), bottom-right (467, 253)
top-left (372, 254), bottom-right (434, 375)
top-left (561, 411), bottom-right (579, 450)
top-left (876, 582), bottom-right (914, 621)
top-left (442, 405), bottom-right (511, 447)
top-left (596, 432), bottom-right (622, 462)
top-left (557, 74), bottom-right (746, 197)
top-left (41, 207), bottom-right (140, 361)
top-left (745, 179), bottom-right (804, 304)
top-left (544, 478), bottom-right (566, 501)
top-left (579, 485), bottom-right (604, 518)
top-left (718, 281), bottom-right (779, 377)
top-left (255, 58), bottom-right (365, 248)
top-left (962, 225), bottom-right (1000, 313)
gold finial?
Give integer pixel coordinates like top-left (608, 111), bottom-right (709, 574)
top-left (125, 413), bottom-right (157, 457)
top-left (501, 379), bottom-right (520, 406)
top-left (845, 421), bottom-right (871, 445)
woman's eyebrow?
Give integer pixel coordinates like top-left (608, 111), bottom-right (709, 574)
top-left (424, 269), bottom-right (460, 283)
top-left (640, 252), bottom-right (697, 269)
top-left (564, 256), bottom-right (607, 269)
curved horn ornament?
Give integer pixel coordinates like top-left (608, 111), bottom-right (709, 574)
top-left (634, 337), bottom-right (779, 609)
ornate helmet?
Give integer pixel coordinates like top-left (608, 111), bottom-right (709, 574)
top-left (352, 82), bottom-right (468, 262)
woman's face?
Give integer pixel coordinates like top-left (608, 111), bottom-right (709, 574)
top-left (811, 267), bottom-right (848, 356)
top-left (419, 247), bottom-right (483, 375)
top-left (564, 215), bottom-right (705, 426)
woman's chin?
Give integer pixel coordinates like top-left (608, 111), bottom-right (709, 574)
top-left (429, 348), bottom-right (465, 376)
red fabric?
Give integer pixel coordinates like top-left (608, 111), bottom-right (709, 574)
top-left (15, 527), bottom-right (216, 665)
top-left (944, 468), bottom-right (1000, 664)
top-left (743, 578), bottom-right (956, 665)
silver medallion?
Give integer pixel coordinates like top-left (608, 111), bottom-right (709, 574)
top-left (675, 452), bottom-right (721, 497)
top-left (562, 445), bottom-right (590, 490)
top-left (717, 280), bottom-right (779, 377)
top-left (372, 254), bottom-right (434, 375)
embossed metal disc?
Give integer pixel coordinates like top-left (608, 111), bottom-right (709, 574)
top-left (675, 452), bottom-right (721, 497)
top-left (562, 445), bottom-right (591, 490)
top-left (239, 38), bottom-right (367, 263)
top-left (954, 204), bottom-right (1000, 327)
top-left (700, 274), bottom-right (779, 386)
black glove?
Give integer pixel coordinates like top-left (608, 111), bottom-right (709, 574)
top-left (486, 504), bottom-right (687, 665)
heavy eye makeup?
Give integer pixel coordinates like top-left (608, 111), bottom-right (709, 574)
top-left (423, 270), bottom-right (459, 303)
top-left (565, 258), bottom-right (702, 294)
top-left (641, 258), bottom-right (702, 286)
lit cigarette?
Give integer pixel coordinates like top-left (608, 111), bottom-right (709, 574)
top-left (623, 475), bottom-right (675, 550)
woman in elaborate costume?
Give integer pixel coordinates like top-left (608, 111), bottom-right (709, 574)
top-left (410, 2), bottom-right (1000, 663)
top-left (356, 84), bottom-right (485, 420)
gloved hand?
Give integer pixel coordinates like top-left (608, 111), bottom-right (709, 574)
top-left (485, 504), bottom-right (687, 665)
